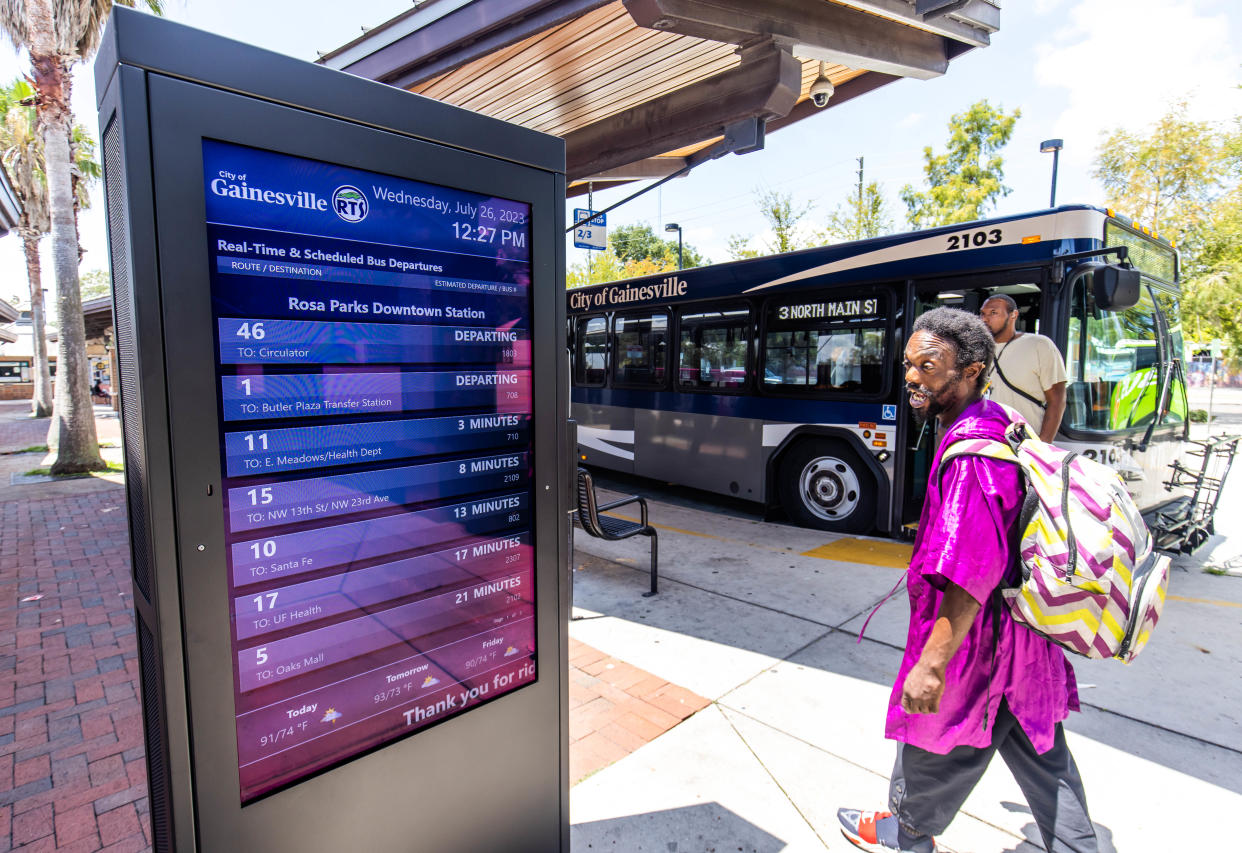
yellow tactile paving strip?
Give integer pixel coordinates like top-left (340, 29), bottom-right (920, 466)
top-left (604, 510), bottom-right (1242, 608)
top-left (801, 538), bottom-right (913, 568)
top-left (1168, 594), bottom-right (1241, 608)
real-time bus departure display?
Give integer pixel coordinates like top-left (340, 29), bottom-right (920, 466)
top-left (204, 140), bottom-right (536, 803)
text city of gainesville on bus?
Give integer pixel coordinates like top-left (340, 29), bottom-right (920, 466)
top-left (569, 276), bottom-right (688, 310)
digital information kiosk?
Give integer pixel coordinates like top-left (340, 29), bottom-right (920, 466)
top-left (96, 9), bottom-right (568, 851)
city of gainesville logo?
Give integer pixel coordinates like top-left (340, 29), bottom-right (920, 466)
top-left (332, 185), bottom-right (368, 222)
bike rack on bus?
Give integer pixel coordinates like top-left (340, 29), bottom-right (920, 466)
top-left (1149, 433), bottom-right (1240, 554)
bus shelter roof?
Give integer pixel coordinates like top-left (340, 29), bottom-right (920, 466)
top-left (321, 0), bottom-right (1000, 196)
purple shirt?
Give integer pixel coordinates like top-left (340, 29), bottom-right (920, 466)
top-left (885, 398), bottom-right (1079, 755)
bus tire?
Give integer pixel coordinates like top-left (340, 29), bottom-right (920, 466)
top-left (778, 440), bottom-right (876, 533)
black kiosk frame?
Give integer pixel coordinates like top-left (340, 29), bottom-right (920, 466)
top-left (96, 9), bottom-right (568, 851)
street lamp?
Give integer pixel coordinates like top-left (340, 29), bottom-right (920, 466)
top-left (664, 222), bottom-right (683, 269)
top-left (1039, 138), bottom-right (1063, 208)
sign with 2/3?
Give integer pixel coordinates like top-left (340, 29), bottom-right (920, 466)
top-left (572, 208), bottom-right (606, 250)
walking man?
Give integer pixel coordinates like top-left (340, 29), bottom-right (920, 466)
top-left (837, 308), bottom-right (1097, 853)
top-left (979, 294), bottom-right (1067, 442)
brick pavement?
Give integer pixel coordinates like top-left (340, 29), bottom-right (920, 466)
top-left (0, 403), bottom-right (51, 456)
top-left (568, 638), bottom-right (709, 784)
top-left (1, 484), bottom-right (149, 852)
top-left (0, 402), bottom-right (709, 850)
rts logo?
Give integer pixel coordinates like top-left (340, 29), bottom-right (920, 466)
top-left (332, 185), bottom-right (368, 222)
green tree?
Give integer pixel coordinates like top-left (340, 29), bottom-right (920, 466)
top-left (901, 100), bottom-right (1020, 229)
top-left (823, 181), bottom-right (893, 242)
top-left (1094, 101), bottom-right (1227, 270)
top-left (0, 77), bottom-right (53, 417)
top-left (566, 251), bottom-right (676, 288)
top-left (79, 268), bottom-right (111, 299)
top-left (725, 233), bottom-right (761, 260)
top-left (1093, 101), bottom-right (1242, 362)
top-left (608, 222), bottom-right (704, 268)
top-left (727, 188), bottom-right (817, 259)
top-left (1, 77), bottom-right (106, 421)
top-left (0, 0), bottom-right (163, 473)
top-left (1181, 179), bottom-right (1242, 363)
top-left (757, 188), bottom-right (815, 253)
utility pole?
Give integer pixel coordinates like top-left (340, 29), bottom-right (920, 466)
top-left (587, 181), bottom-right (594, 280)
top-left (856, 156), bottom-right (864, 239)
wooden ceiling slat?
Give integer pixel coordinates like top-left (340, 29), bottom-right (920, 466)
top-left (435, 25), bottom-right (718, 132)
top-left (498, 35), bottom-right (732, 130)
top-left (520, 41), bottom-right (736, 133)
top-left (422, 10), bottom-right (677, 120)
top-left (417, 28), bottom-right (868, 139)
top-left (414, 3), bottom-right (629, 103)
top-left (446, 15), bottom-right (666, 118)
top-left (414, 8), bottom-right (615, 101)
top-left (411, 4), bottom-right (878, 137)
top-left (414, 3), bottom-right (630, 102)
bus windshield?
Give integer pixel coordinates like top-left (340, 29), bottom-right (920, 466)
top-left (1066, 276), bottom-right (1186, 431)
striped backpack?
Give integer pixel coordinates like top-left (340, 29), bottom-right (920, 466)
top-left (941, 414), bottom-right (1170, 662)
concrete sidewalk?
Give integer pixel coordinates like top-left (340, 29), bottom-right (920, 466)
top-left (568, 469), bottom-right (1242, 851)
top-left (3, 393), bottom-right (1241, 851)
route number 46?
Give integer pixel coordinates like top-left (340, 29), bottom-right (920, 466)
top-left (236, 321), bottom-right (266, 340)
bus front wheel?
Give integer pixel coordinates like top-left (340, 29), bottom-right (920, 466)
top-left (778, 440), bottom-right (876, 533)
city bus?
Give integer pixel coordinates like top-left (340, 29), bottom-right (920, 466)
top-left (567, 205), bottom-right (1189, 534)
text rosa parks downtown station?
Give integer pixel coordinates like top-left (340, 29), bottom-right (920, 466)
top-left (203, 139), bottom-right (538, 802)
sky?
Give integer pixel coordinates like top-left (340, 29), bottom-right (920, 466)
top-left (1, 0), bottom-right (1240, 304)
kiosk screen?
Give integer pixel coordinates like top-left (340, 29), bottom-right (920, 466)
top-left (203, 140), bottom-right (537, 803)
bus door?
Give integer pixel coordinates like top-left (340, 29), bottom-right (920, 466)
top-left (897, 268), bottom-right (1051, 525)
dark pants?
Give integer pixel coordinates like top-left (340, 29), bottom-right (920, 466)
top-left (889, 703), bottom-right (1099, 852)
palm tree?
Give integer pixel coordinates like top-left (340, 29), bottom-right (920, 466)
top-left (0, 77), bottom-right (52, 417)
top-left (0, 0), bottom-right (162, 473)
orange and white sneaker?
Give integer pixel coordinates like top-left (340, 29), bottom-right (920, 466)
top-left (836, 808), bottom-right (937, 853)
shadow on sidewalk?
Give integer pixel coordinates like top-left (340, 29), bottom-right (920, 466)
top-left (571, 801), bottom-right (788, 851)
top-left (571, 542), bottom-right (1242, 798)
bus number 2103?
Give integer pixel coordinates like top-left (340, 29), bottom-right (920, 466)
top-left (945, 228), bottom-right (1002, 251)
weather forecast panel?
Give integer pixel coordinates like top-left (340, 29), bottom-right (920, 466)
top-left (203, 140), bottom-right (537, 803)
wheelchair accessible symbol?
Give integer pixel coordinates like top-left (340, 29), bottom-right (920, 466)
top-left (882, 404), bottom-right (897, 421)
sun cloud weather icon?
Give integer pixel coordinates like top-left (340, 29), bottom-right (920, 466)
top-left (321, 708), bottom-right (342, 724)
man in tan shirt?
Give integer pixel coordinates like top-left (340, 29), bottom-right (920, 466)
top-left (979, 295), bottom-right (1067, 442)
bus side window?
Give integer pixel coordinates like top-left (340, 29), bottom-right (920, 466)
top-left (613, 312), bottom-right (669, 388)
top-left (574, 316), bottom-right (608, 387)
top-left (678, 306), bottom-right (751, 391)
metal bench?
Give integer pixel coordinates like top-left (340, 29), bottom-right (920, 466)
top-left (571, 467), bottom-right (658, 599)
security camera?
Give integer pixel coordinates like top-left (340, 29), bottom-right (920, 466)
top-left (810, 74), bottom-right (835, 108)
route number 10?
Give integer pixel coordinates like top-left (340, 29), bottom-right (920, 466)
top-left (249, 540), bottom-right (276, 559)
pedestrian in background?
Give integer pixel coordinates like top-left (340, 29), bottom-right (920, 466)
top-left (837, 307), bottom-right (1097, 853)
top-left (979, 294), bottom-right (1067, 442)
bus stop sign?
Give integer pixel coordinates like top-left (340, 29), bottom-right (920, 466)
top-left (572, 208), bottom-right (606, 250)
